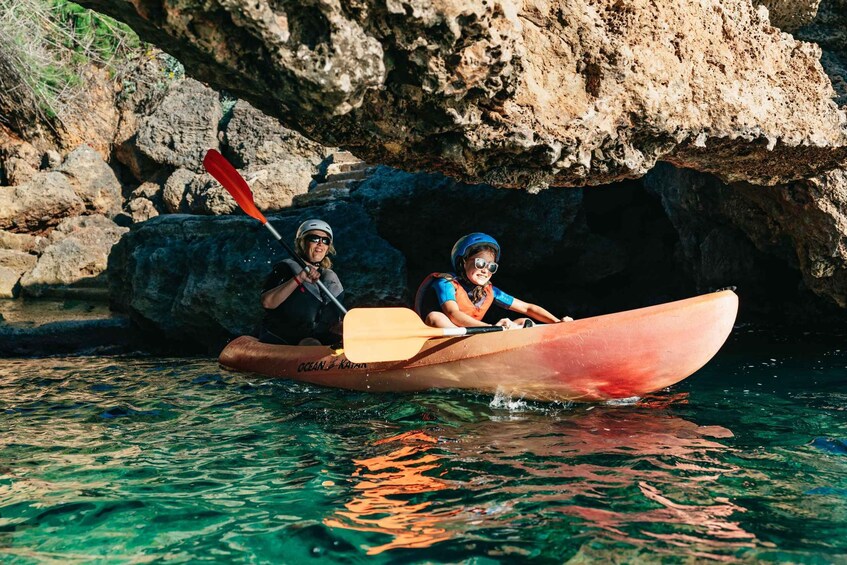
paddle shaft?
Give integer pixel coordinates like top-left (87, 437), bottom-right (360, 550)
top-left (202, 149), bottom-right (347, 317)
top-left (261, 222), bottom-right (348, 316)
top-left (442, 325), bottom-right (505, 336)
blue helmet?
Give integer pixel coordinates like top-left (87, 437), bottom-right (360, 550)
top-left (451, 233), bottom-right (500, 270)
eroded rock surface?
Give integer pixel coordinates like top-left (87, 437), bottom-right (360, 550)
top-left (58, 145), bottom-right (123, 217)
top-left (0, 173), bottom-right (86, 233)
top-left (77, 0), bottom-right (847, 189)
top-left (755, 0), bottom-right (821, 31)
top-left (0, 249), bottom-right (38, 298)
top-left (796, 0), bottom-right (847, 107)
top-left (645, 163), bottom-right (847, 313)
top-left (136, 78), bottom-right (221, 173)
top-left (20, 215), bottom-right (129, 297)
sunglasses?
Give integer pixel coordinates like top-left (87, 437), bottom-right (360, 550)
top-left (472, 257), bottom-right (498, 273)
top-left (304, 234), bottom-right (331, 245)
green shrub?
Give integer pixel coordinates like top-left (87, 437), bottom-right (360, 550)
top-left (0, 0), bottom-right (145, 133)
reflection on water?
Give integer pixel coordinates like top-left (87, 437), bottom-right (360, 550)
top-left (324, 431), bottom-right (455, 554)
top-left (326, 408), bottom-right (763, 559)
top-left (1, 337), bottom-right (846, 562)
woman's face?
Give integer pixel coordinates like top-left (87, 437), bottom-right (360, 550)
top-left (303, 230), bottom-right (330, 263)
top-left (463, 249), bottom-right (497, 286)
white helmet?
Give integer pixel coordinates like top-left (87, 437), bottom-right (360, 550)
top-left (295, 219), bottom-right (333, 241)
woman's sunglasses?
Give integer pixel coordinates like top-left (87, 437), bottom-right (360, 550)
top-left (472, 257), bottom-right (498, 273)
top-left (304, 234), bottom-right (331, 245)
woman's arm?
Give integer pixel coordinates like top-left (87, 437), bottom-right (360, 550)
top-left (261, 273), bottom-right (305, 309)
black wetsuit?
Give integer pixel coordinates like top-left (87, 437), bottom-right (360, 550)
top-left (259, 259), bottom-right (344, 345)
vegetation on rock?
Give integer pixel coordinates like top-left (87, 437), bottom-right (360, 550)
top-left (0, 0), bottom-right (142, 138)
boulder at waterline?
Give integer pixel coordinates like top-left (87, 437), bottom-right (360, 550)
top-left (20, 215), bottom-right (128, 298)
top-left (108, 204), bottom-right (406, 352)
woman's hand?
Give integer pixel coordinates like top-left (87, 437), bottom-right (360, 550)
top-left (297, 267), bottom-right (321, 284)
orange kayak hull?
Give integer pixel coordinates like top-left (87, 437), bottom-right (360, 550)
top-left (218, 291), bottom-right (738, 402)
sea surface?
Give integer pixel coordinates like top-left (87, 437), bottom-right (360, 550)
top-left (1, 328), bottom-right (846, 563)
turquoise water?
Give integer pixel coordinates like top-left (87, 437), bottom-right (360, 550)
top-left (1, 329), bottom-right (846, 563)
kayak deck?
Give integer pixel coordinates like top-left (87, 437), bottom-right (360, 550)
top-left (219, 290), bottom-right (738, 402)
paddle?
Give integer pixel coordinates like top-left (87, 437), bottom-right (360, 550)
top-left (343, 307), bottom-right (505, 363)
top-left (203, 148), bottom-right (347, 316)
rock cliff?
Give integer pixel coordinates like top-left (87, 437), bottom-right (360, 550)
top-left (76, 0), bottom-right (847, 189)
top-left (4, 0), bottom-right (847, 354)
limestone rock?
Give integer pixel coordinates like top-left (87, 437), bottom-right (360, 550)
top-left (645, 163), bottom-right (847, 311)
top-left (42, 150), bottom-right (62, 170)
top-left (58, 145), bottom-right (123, 217)
top-left (114, 52), bottom-right (181, 181)
top-left (755, 0), bottom-right (822, 31)
top-left (796, 0), bottom-right (847, 107)
top-left (0, 249), bottom-right (38, 298)
top-left (108, 205), bottom-right (405, 351)
top-left (131, 178), bottom-right (164, 201)
top-left (162, 168), bottom-right (194, 213)
top-left (0, 230), bottom-right (47, 254)
top-left (163, 168), bottom-right (235, 215)
top-left (0, 137), bottom-right (39, 186)
top-left (128, 198), bottom-right (160, 223)
top-left (77, 0), bottom-right (847, 188)
top-left (0, 172), bottom-right (86, 233)
top-left (130, 174), bottom-right (167, 216)
top-left (50, 66), bottom-right (120, 158)
top-left (243, 161), bottom-right (315, 212)
top-left (351, 166), bottom-right (583, 273)
top-left (20, 215), bottom-right (129, 296)
top-left (0, 267), bottom-right (22, 298)
top-left (136, 78), bottom-right (221, 173)
top-left (223, 100), bottom-right (326, 168)
top-left (0, 316), bottom-right (141, 356)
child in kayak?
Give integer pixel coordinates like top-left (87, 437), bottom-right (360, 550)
top-left (259, 219), bottom-right (344, 345)
top-left (414, 233), bottom-right (572, 329)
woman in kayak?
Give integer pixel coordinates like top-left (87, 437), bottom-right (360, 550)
top-left (259, 219), bottom-right (344, 345)
top-left (415, 233), bottom-right (571, 329)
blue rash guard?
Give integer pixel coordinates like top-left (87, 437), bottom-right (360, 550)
top-left (432, 276), bottom-right (515, 310)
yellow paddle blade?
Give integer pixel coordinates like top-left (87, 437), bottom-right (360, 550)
top-left (343, 308), bottom-right (446, 363)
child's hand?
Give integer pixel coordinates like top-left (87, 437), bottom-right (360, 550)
top-left (495, 318), bottom-right (520, 330)
top-left (560, 316), bottom-right (574, 322)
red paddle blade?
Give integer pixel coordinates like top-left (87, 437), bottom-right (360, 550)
top-left (203, 149), bottom-right (267, 223)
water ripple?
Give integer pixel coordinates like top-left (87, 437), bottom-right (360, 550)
top-left (0, 341), bottom-right (845, 562)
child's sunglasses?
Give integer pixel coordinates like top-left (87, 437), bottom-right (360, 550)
top-left (472, 257), bottom-right (498, 273)
top-left (304, 234), bottom-right (331, 245)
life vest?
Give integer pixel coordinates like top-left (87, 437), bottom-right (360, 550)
top-left (414, 272), bottom-right (494, 321)
top-left (261, 259), bottom-right (344, 344)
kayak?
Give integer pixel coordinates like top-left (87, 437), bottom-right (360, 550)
top-left (218, 290), bottom-right (738, 402)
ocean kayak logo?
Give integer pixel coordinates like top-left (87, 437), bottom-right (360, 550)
top-left (297, 358), bottom-right (368, 372)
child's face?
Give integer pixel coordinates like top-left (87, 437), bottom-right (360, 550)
top-left (464, 249), bottom-right (497, 286)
